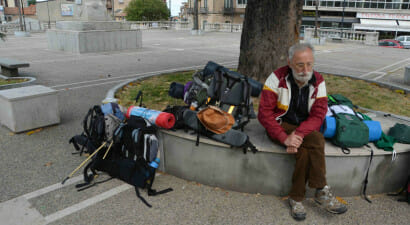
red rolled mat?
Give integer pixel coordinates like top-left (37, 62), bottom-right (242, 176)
top-left (126, 106), bottom-right (175, 129)
top-left (155, 112), bottom-right (176, 129)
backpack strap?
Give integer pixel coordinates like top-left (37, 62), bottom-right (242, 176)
top-left (146, 172), bottom-right (173, 196)
top-left (362, 144), bottom-right (374, 203)
top-left (242, 138), bottom-right (258, 154)
top-left (134, 186), bottom-right (152, 208)
top-left (135, 90), bottom-right (144, 107)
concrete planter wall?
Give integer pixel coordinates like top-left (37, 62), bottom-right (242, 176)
top-left (159, 128), bottom-right (410, 197)
top-left (0, 75), bottom-right (36, 90)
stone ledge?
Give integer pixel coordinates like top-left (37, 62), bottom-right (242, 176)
top-left (159, 116), bottom-right (409, 197)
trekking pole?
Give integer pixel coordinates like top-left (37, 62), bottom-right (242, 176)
top-left (102, 141), bottom-right (114, 160)
top-left (62, 142), bottom-right (107, 184)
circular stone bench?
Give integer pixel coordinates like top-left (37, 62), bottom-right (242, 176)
top-left (158, 113), bottom-right (410, 197)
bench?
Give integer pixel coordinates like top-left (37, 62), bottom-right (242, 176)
top-left (0, 58), bottom-right (30, 77)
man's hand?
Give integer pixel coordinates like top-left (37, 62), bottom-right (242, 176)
top-left (286, 146), bottom-right (298, 154)
top-left (283, 131), bottom-right (303, 148)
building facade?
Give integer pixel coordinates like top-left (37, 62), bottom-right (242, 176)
top-left (185, 0), bottom-right (410, 37)
top-left (302, 0), bottom-right (410, 38)
top-left (186, 0), bottom-right (247, 29)
top-left (1, 0), bottom-right (36, 23)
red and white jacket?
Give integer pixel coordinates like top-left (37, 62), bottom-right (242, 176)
top-left (257, 65), bottom-right (328, 144)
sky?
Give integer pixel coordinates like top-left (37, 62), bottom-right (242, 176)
top-left (167, 0), bottom-right (187, 16)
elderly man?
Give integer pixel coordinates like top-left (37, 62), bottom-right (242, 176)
top-left (258, 43), bottom-right (347, 221)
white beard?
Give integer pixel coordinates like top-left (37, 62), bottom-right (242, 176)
top-left (292, 69), bottom-right (313, 85)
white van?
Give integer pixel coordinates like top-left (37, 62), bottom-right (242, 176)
top-left (396, 36), bottom-right (410, 49)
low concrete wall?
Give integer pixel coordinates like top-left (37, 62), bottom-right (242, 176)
top-left (0, 85), bottom-right (60, 132)
top-left (47, 29), bottom-right (142, 53)
top-left (160, 126), bottom-right (409, 197)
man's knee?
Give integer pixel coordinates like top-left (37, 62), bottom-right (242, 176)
top-left (301, 131), bottom-right (325, 149)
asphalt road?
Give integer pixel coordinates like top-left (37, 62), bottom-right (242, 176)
top-left (0, 30), bottom-right (409, 225)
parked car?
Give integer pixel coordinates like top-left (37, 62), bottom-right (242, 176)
top-left (396, 36), bottom-right (410, 49)
top-left (378, 39), bottom-right (404, 49)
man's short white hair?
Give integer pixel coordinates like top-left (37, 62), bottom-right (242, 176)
top-left (288, 43), bottom-right (315, 61)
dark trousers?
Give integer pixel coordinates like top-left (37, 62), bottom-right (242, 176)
top-left (280, 122), bottom-right (327, 201)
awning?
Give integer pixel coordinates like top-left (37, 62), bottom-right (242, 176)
top-left (353, 19), bottom-right (410, 32)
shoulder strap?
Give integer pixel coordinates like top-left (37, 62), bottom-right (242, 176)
top-left (362, 144), bottom-right (374, 203)
top-left (135, 91), bottom-right (143, 107)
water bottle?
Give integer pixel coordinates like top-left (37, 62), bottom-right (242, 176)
top-left (149, 157), bottom-right (160, 169)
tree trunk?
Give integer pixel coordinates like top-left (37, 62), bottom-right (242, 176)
top-left (238, 0), bottom-right (303, 83)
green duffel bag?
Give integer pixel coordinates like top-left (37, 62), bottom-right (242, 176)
top-left (332, 113), bottom-right (369, 154)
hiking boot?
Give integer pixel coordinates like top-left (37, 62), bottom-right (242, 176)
top-left (288, 198), bottom-right (306, 221)
top-left (315, 185), bottom-right (348, 214)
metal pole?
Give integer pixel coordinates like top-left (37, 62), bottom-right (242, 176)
top-left (16, 0), bottom-right (23, 31)
top-left (314, 0), bottom-right (319, 38)
top-left (47, 0), bottom-right (51, 29)
top-left (230, 0), bottom-right (233, 32)
top-left (340, 0), bottom-right (346, 38)
top-left (193, 0), bottom-right (198, 30)
top-left (20, 0), bottom-right (26, 31)
top-left (112, 0), bottom-right (114, 20)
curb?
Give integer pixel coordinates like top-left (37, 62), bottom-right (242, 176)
top-left (0, 75), bottom-right (37, 90)
top-left (319, 71), bottom-right (410, 94)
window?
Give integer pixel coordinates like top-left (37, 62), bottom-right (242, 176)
top-left (238, 0), bottom-right (247, 5)
top-left (224, 0), bottom-right (232, 8)
top-left (378, 41), bottom-right (388, 46)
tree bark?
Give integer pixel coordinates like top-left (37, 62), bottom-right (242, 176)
top-left (238, 0), bottom-right (303, 82)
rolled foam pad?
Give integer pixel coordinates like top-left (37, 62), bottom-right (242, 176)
top-left (126, 106), bottom-right (175, 129)
top-left (364, 120), bottom-right (382, 142)
top-left (322, 116), bottom-right (336, 138)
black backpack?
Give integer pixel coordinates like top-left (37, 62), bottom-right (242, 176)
top-left (162, 105), bottom-right (189, 130)
top-left (69, 105), bottom-right (106, 155)
top-left (173, 61), bottom-right (263, 130)
top-left (78, 115), bottom-right (172, 207)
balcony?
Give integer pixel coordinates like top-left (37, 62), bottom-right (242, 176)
top-left (187, 8), bottom-right (194, 14)
top-left (200, 7), bottom-right (208, 14)
top-left (223, 7), bottom-right (234, 15)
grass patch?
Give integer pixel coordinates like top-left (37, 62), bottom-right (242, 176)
top-left (116, 71), bottom-right (409, 117)
top-left (0, 78), bottom-right (28, 85)
top-left (115, 71), bottom-right (193, 110)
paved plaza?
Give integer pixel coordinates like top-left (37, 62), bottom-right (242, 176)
top-left (0, 30), bottom-right (409, 225)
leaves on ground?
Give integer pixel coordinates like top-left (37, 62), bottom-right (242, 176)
top-left (336, 196), bottom-right (348, 205)
top-left (26, 128), bottom-right (42, 135)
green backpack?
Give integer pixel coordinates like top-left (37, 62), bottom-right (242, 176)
top-left (328, 94), bottom-right (369, 154)
top-left (331, 113), bottom-right (369, 154)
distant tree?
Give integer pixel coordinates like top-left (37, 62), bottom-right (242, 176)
top-left (238, 0), bottom-right (303, 82)
top-left (125, 0), bottom-right (170, 21)
top-left (27, 0), bottom-right (36, 6)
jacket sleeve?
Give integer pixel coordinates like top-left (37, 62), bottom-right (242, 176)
top-left (257, 85), bottom-right (288, 144)
top-left (294, 81), bottom-right (328, 138)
